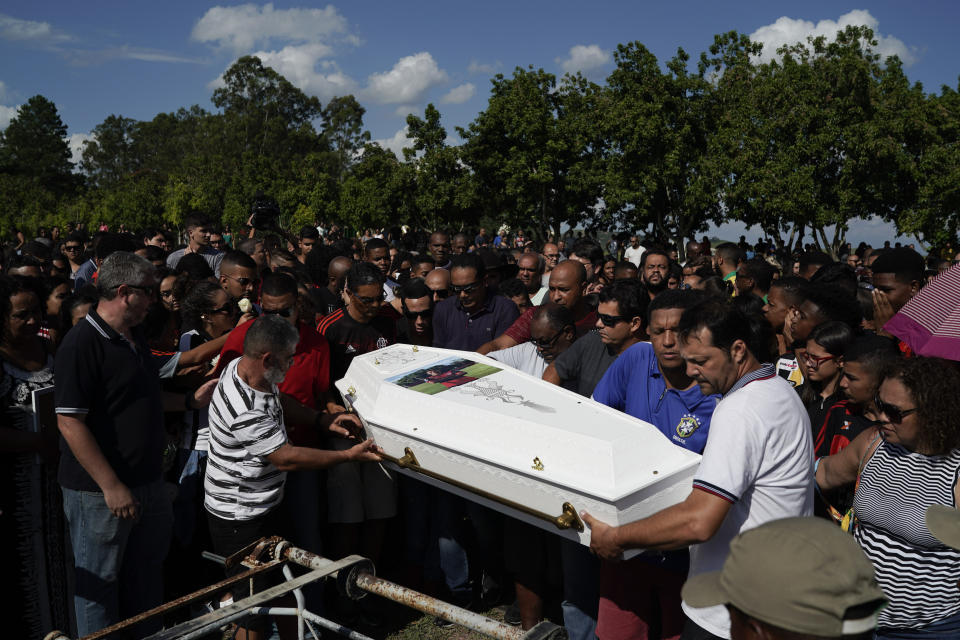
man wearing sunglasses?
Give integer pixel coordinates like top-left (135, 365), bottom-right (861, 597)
top-left (590, 289), bottom-right (719, 640)
top-left (432, 253), bottom-right (520, 351)
top-left (396, 278), bottom-right (434, 347)
top-left (218, 251), bottom-right (260, 309)
top-left (62, 233), bottom-right (88, 280)
top-left (425, 267), bottom-right (452, 303)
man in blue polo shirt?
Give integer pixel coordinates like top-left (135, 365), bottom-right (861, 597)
top-left (591, 288), bottom-right (719, 640)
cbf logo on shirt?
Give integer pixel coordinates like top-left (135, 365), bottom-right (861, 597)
top-left (675, 414), bottom-right (702, 442)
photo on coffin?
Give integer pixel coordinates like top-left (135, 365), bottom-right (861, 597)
top-left (387, 357), bottom-right (502, 395)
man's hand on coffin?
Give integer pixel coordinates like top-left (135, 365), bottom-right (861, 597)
top-left (581, 512), bottom-right (623, 560)
top-left (347, 438), bottom-right (384, 462)
top-left (323, 412), bottom-right (365, 440)
top-left (582, 488), bottom-right (733, 558)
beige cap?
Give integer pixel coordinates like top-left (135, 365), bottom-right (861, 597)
top-left (682, 517), bottom-right (886, 636)
top-left (927, 505), bottom-right (960, 549)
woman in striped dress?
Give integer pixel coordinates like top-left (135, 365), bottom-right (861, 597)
top-left (816, 357), bottom-right (960, 638)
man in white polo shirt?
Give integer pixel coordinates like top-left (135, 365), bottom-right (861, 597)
top-left (582, 298), bottom-right (813, 640)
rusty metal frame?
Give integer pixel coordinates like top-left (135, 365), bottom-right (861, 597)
top-left (47, 537), bottom-right (566, 640)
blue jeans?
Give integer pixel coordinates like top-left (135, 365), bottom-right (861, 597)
top-left (62, 482), bottom-right (173, 637)
top-left (876, 609), bottom-right (960, 639)
top-left (561, 539), bottom-right (599, 640)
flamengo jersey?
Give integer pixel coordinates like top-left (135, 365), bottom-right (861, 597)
top-left (204, 357), bottom-right (288, 521)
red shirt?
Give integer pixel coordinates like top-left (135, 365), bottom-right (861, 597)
top-left (503, 306), bottom-right (598, 344)
top-left (214, 321), bottom-right (331, 446)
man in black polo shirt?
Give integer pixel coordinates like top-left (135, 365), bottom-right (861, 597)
top-left (55, 252), bottom-right (216, 636)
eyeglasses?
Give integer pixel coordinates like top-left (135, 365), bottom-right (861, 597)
top-left (263, 306), bottom-right (294, 318)
top-left (126, 284), bottom-right (157, 298)
top-left (451, 281), bottom-right (482, 294)
top-left (531, 329), bottom-right (566, 349)
top-left (403, 307), bottom-right (434, 320)
top-left (348, 290), bottom-right (384, 305)
top-left (63, 245), bottom-right (82, 252)
top-left (222, 274), bottom-right (259, 288)
top-left (597, 313), bottom-right (628, 327)
top-left (801, 351), bottom-right (837, 369)
top-left (874, 394), bottom-right (919, 425)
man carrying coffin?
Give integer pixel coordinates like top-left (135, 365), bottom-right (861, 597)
top-left (583, 298), bottom-right (814, 640)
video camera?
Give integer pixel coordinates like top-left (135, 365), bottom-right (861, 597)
top-left (249, 192), bottom-right (282, 231)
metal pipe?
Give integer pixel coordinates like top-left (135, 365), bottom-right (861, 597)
top-left (352, 572), bottom-right (525, 640)
top-left (258, 608), bottom-right (376, 640)
top-left (381, 447), bottom-right (584, 532)
top-left (281, 565), bottom-right (307, 640)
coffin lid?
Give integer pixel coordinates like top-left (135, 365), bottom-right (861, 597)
top-left (335, 344), bottom-right (701, 502)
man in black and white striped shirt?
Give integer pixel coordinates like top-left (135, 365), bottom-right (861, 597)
top-left (204, 315), bottom-right (381, 638)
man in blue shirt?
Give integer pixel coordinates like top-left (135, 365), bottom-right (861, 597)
top-left (590, 288), bottom-right (719, 640)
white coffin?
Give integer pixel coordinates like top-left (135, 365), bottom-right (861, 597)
top-left (335, 344), bottom-right (701, 552)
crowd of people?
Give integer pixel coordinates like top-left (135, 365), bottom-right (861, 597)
top-left (2, 214), bottom-right (960, 640)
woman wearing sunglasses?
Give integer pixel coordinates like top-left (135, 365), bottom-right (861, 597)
top-left (816, 357), bottom-right (960, 638)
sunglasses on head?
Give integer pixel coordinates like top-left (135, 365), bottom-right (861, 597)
top-left (875, 394), bottom-right (919, 425)
top-left (597, 313), bottom-right (628, 327)
top-left (263, 306), bottom-right (294, 318)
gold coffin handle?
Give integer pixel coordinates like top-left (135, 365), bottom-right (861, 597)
top-left (383, 447), bottom-right (584, 533)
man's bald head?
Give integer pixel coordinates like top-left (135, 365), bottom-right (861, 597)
top-left (327, 256), bottom-right (353, 290)
top-left (551, 259), bottom-right (587, 285)
top-left (425, 267), bottom-right (452, 302)
top-left (548, 260), bottom-right (587, 310)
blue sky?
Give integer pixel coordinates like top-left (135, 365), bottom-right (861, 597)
top-left (1, 1), bottom-right (957, 247)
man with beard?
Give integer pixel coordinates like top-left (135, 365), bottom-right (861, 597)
top-left (591, 289), bottom-right (719, 640)
top-left (583, 299), bottom-right (813, 640)
top-left (205, 315), bottom-right (379, 640)
top-left (623, 236), bottom-right (646, 267)
top-left (640, 249), bottom-right (671, 300)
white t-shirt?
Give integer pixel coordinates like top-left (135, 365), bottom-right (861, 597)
top-left (487, 342), bottom-right (547, 378)
top-left (682, 366), bottom-right (814, 638)
top-left (530, 286), bottom-right (549, 306)
top-left (623, 244), bottom-right (646, 267)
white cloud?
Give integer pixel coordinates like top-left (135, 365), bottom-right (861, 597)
top-left (440, 83), bottom-right (475, 104)
top-left (364, 52), bottom-right (448, 104)
top-left (467, 60), bottom-right (498, 75)
top-left (750, 10), bottom-right (918, 66)
top-left (0, 13), bottom-right (68, 43)
top-left (191, 3), bottom-right (354, 53)
top-left (556, 44), bottom-right (609, 74)
top-left (247, 43), bottom-right (357, 100)
top-left (372, 126), bottom-right (412, 159)
top-left (67, 132), bottom-right (95, 167)
top-left (0, 103), bottom-right (20, 130)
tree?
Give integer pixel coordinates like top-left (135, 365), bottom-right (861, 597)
top-left (339, 143), bottom-right (412, 231)
top-left (0, 95), bottom-right (75, 192)
top-left (321, 95), bottom-right (370, 183)
top-left (80, 115), bottom-right (139, 188)
top-left (458, 66), bottom-right (605, 241)
top-left (711, 26), bottom-right (921, 257)
top-left (603, 43), bottom-right (723, 260)
top-left (403, 104), bottom-right (473, 230)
